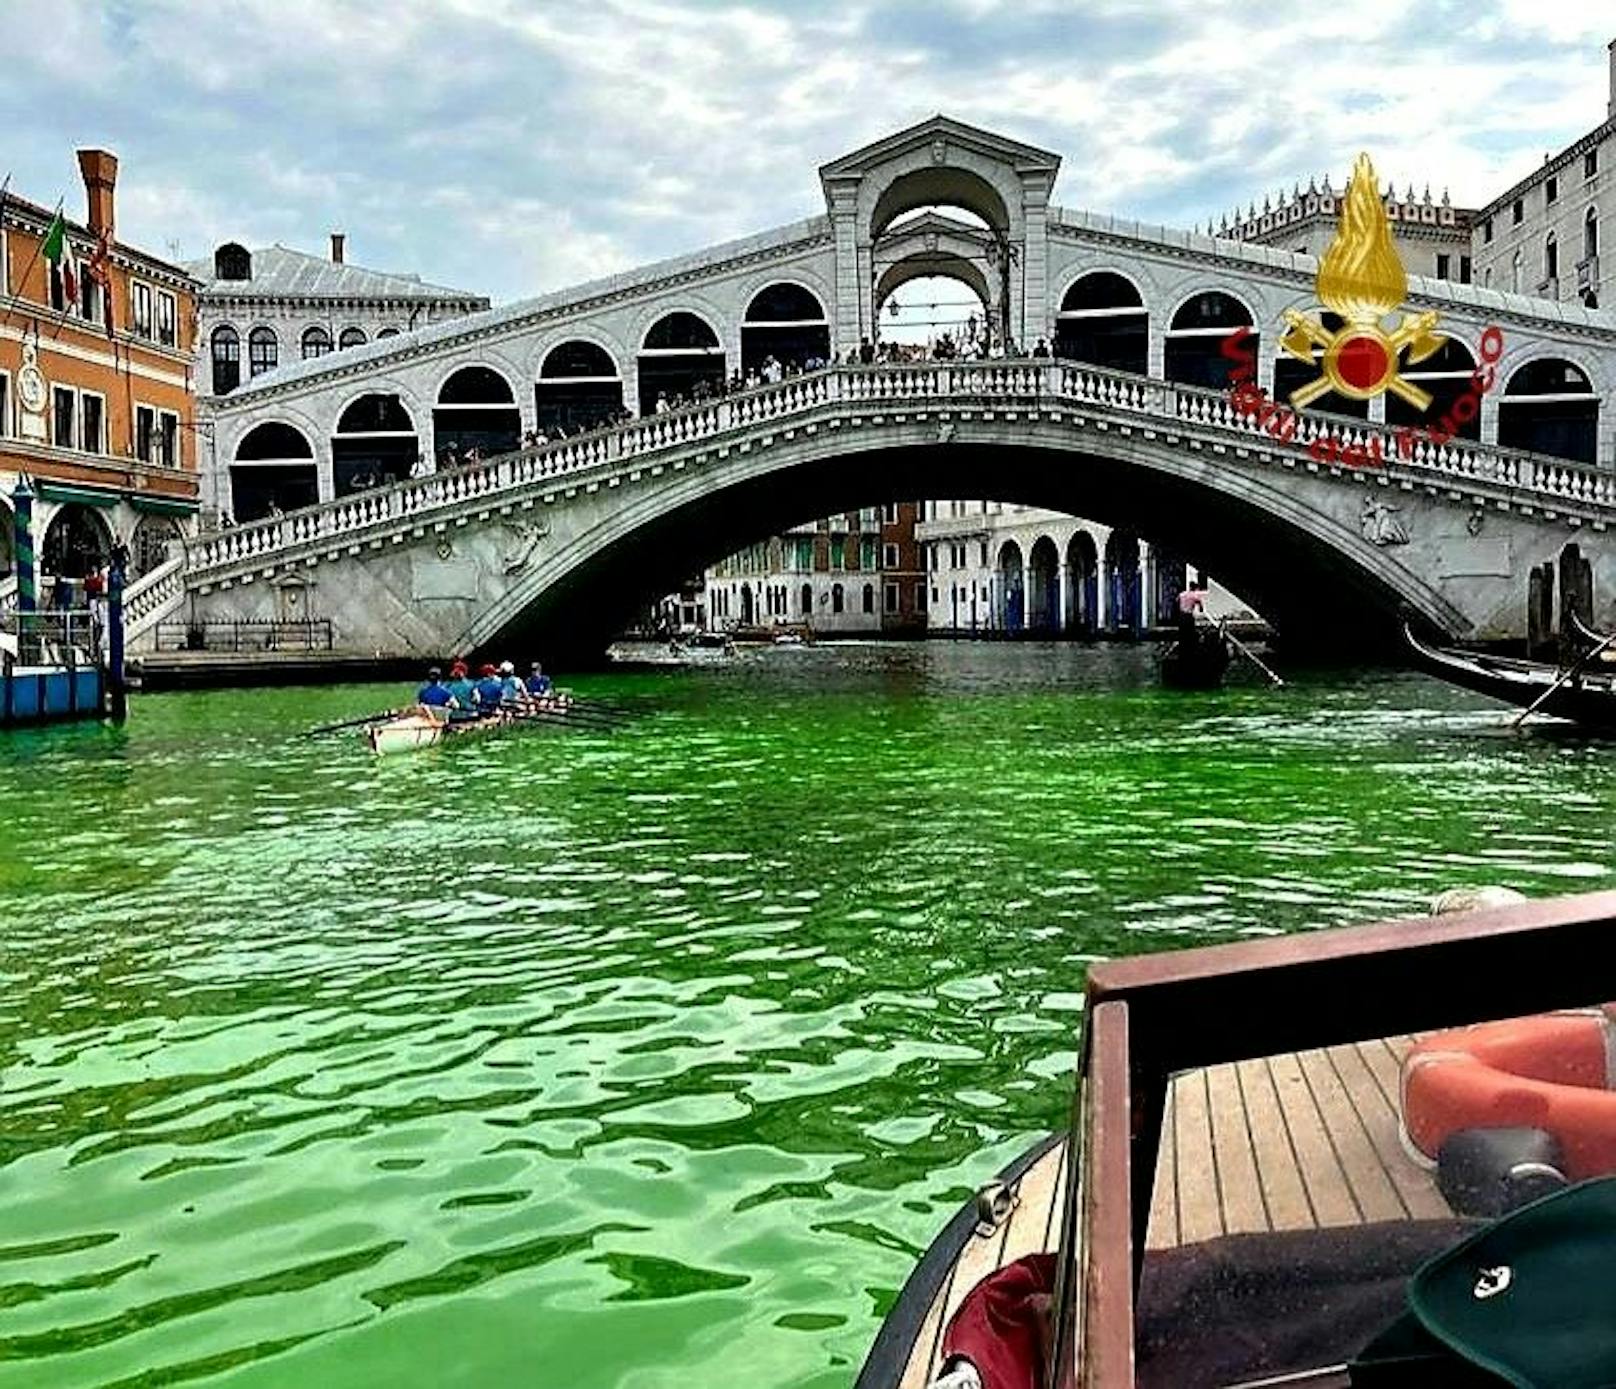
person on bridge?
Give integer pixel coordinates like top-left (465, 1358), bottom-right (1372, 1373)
top-left (445, 661), bottom-right (479, 721)
top-left (526, 662), bottom-right (553, 697)
top-left (416, 668), bottom-right (459, 720)
top-left (473, 663), bottom-right (507, 716)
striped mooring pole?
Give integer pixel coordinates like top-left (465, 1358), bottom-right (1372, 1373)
top-left (12, 475), bottom-right (35, 613)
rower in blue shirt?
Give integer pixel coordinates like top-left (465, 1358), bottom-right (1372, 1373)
top-left (526, 662), bottom-right (553, 697)
top-left (445, 661), bottom-right (479, 722)
top-left (498, 660), bottom-right (526, 705)
top-left (416, 667), bottom-right (459, 720)
top-left (473, 663), bottom-right (508, 716)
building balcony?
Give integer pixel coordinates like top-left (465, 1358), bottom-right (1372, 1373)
top-left (1577, 254), bottom-right (1599, 291)
top-left (1536, 275), bottom-right (1560, 296)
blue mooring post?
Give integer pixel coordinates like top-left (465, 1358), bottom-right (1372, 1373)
top-left (107, 559), bottom-right (127, 722)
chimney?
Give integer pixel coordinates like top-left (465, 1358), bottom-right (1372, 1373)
top-left (330, 232), bottom-right (346, 264)
top-left (76, 148), bottom-right (118, 241)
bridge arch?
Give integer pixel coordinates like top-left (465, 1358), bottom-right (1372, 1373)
top-left (1027, 534), bottom-right (1060, 632)
top-left (231, 420), bottom-right (318, 523)
top-left (535, 338), bottom-right (626, 434)
top-left (1498, 355), bottom-right (1600, 464)
top-left (458, 425), bottom-right (1475, 664)
top-left (637, 310), bottom-right (725, 414)
top-left (1386, 334), bottom-right (1480, 437)
top-left (1164, 289), bottom-right (1257, 388)
top-left (1066, 529), bottom-right (1099, 633)
top-left (433, 364), bottom-right (521, 462)
top-left (996, 538), bottom-right (1024, 632)
top-left (742, 281), bottom-right (831, 374)
top-left (865, 163), bottom-right (1017, 244)
top-left (1055, 270), bottom-right (1148, 373)
top-left (332, 391), bottom-right (418, 496)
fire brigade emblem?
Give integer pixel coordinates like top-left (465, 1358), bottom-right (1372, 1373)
top-left (1281, 153), bottom-right (1446, 410)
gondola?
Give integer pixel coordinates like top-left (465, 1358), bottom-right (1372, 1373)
top-left (856, 889), bottom-right (1616, 1389)
top-left (1159, 627), bottom-right (1231, 690)
top-left (1403, 622), bottom-right (1616, 729)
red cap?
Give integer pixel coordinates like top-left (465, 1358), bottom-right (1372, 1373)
top-left (480, 663), bottom-right (497, 676)
top-left (450, 660), bottom-right (468, 676)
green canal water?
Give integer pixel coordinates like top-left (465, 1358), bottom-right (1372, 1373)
top-left (1, 642), bottom-right (1612, 1388)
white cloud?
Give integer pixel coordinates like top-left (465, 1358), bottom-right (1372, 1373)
top-left (4, 0), bottom-right (1612, 301)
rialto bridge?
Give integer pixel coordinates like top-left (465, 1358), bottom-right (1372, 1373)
top-left (126, 117), bottom-right (1616, 658)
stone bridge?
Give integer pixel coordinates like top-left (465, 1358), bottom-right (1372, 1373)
top-left (165, 114), bottom-right (1616, 659)
top-left (172, 360), bottom-right (1616, 662)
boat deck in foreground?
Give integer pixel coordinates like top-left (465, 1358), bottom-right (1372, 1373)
top-left (891, 1034), bottom-right (1447, 1387)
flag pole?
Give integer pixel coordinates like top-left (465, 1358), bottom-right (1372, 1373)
top-left (0, 196), bottom-right (64, 331)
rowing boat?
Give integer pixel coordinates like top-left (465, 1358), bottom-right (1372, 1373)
top-left (366, 694), bottom-right (575, 755)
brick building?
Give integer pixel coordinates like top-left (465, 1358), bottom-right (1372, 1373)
top-left (1, 150), bottom-right (200, 588)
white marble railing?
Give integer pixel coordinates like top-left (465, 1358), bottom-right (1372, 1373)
top-left (122, 556), bottom-right (187, 644)
top-left (187, 361), bottom-right (1616, 583)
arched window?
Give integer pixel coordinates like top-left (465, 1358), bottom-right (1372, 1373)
top-left (537, 340), bottom-right (624, 433)
top-left (1054, 271), bottom-right (1147, 373)
top-left (339, 327), bottom-right (367, 350)
top-left (332, 394), bottom-right (418, 497)
top-left (247, 327), bottom-right (278, 378)
top-left (231, 421), bottom-right (318, 522)
top-left (434, 366), bottom-right (519, 462)
top-left (832, 583), bottom-right (844, 615)
top-left (1384, 334), bottom-right (1481, 439)
top-left (1164, 292), bottom-right (1255, 389)
top-left (1586, 207), bottom-right (1600, 262)
top-left (210, 324), bottom-right (241, 395)
top-left (41, 504), bottom-right (111, 579)
top-left (301, 326), bottom-right (333, 360)
top-left (862, 582), bottom-right (874, 614)
top-left (638, 312), bottom-right (724, 415)
top-left (377, 327), bottom-right (400, 339)
top-left (800, 582), bottom-right (813, 616)
top-left (1546, 233), bottom-right (1559, 284)
top-left (742, 282), bottom-right (830, 373)
top-left (1498, 357), bottom-right (1598, 464)
top-left (1512, 249), bottom-right (1523, 293)
top-left (213, 243), bottom-right (251, 281)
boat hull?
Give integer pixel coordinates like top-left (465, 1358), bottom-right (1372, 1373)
top-left (368, 714), bottom-right (446, 754)
top-left (366, 696), bottom-right (575, 755)
top-left (1404, 625), bottom-right (1616, 728)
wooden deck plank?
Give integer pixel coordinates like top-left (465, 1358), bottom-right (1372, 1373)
top-left (1205, 1061), bottom-right (1269, 1235)
top-left (1172, 1068), bottom-right (1225, 1245)
top-left (999, 1141), bottom-right (1067, 1269)
top-left (897, 1280), bottom-right (950, 1389)
top-left (1233, 1056), bottom-right (1314, 1232)
top-left (1356, 1036), bottom-right (1410, 1114)
top-left (1146, 1086), bottom-right (1178, 1250)
top-left (1294, 1047), bottom-right (1406, 1223)
top-left (1265, 1051), bottom-right (1362, 1227)
top-left (1326, 1042), bottom-right (1450, 1221)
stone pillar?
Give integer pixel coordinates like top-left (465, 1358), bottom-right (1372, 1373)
top-left (1058, 562), bottom-right (1070, 633)
top-left (1021, 563), bottom-right (1032, 632)
top-left (827, 182), bottom-right (863, 357)
top-left (1020, 178), bottom-right (1052, 352)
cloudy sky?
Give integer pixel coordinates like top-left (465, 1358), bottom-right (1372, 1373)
top-left (5, 0), bottom-right (1613, 303)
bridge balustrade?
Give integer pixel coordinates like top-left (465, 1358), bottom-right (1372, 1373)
top-left (190, 360), bottom-right (1616, 585)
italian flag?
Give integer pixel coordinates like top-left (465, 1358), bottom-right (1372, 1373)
top-left (41, 211), bottom-right (78, 304)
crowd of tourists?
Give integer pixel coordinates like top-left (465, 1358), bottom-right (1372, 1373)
top-left (415, 659), bottom-right (555, 722)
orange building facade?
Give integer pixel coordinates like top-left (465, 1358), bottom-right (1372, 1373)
top-left (1, 150), bottom-right (200, 589)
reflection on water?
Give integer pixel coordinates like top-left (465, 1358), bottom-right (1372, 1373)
top-left (0, 642), bottom-right (1611, 1387)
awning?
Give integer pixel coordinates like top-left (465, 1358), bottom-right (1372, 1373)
top-left (127, 495), bottom-right (199, 517)
top-left (37, 483), bottom-right (119, 508)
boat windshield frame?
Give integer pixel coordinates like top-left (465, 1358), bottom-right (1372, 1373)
top-left (1053, 887), bottom-right (1616, 1388)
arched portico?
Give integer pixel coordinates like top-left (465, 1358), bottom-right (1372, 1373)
top-left (1066, 530), bottom-right (1099, 634)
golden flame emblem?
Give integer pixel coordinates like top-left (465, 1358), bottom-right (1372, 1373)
top-left (1281, 153), bottom-right (1446, 409)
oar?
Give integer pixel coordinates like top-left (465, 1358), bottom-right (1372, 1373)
top-left (306, 708), bottom-right (403, 737)
top-left (1216, 621), bottom-right (1284, 687)
top-left (1510, 631), bottom-right (1616, 728)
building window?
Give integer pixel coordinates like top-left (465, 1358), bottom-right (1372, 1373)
top-left (377, 327), bottom-right (400, 339)
top-left (1588, 150), bottom-right (1600, 180)
top-left (1436, 253), bottom-right (1451, 280)
top-left (1587, 207), bottom-right (1600, 261)
top-left (884, 582), bottom-right (899, 613)
top-left (1512, 249), bottom-right (1522, 292)
top-left (1546, 233), bottom-right (1559, 282)
top-left (979, 541), bottom-right (988, 567)
top-left (0, 372), bottom-right (9, 439)
top-left (52, 386), bottom-right (75, 448)
top-left (882, 502), bottom-right (898, 523)
top-left (1460, 255), bottom-right (1472, 284)
top-left (211, 324), bottom-right (240, 395)
top-left (915, 583), bottom-right (926, 612)
top-left (1547, 176), bottom-right (1559, 205)
top-left (301, 325), bottom-right (333, 360)
top-left (861, 582), bottom-right (874, 614)
top-left (1512, 199), bottom-right (1524, 225)
top-left (831, 583), bottom-right (844, 614)
top-left (156, 291), bottom-right (177, 348)
top-left (1483, 218), bottom-right (1494, 243)
top-left (131, 282), bottom-right (153, 338)
top-left (135, 405), bottom-right (155, 463)
top-left (860, 536), bottom-right (877, 571)
top-left (79, 394), bottom-right (103, 454)
top-left (882, 542), bottom-right (898, 567)
top-left (248, 326), bottom-right (278, 377)
top-left (158, 411), bottom-right (178, 468)
top-left (339, 327), bottom-right (367, 350)
top-left (80, 272), bottom-right (101, 326)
